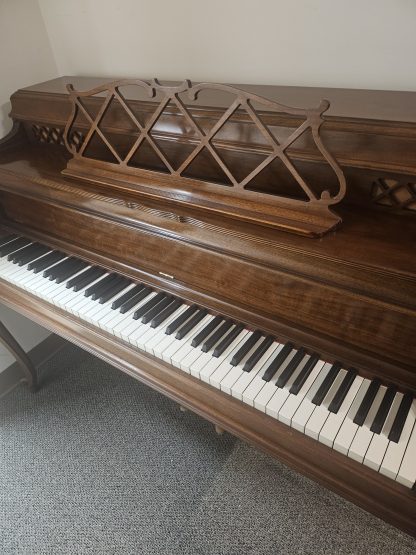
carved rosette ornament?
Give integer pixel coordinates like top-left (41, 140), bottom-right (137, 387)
top-left (63, 78), bottom-right (347, 237)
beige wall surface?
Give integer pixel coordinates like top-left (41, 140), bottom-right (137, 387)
top-left (0, 0), bottom-right (57, 370)
top-left (38, 0), bottom-right (416, 91)
top-left (0, 0), bottom-right (57, 137)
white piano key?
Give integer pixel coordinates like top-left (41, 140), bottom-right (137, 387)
top-left (179, 345), bottom-right (205, 374)
top-left (208, 333), bottom-right (253, 389)
top-left (18, 272), bottom-right (48, 293)
top-left (363, 392), bottom-right (403, 471)
top-left (396, 420), bottom-right (416, 488)
top-left (319, 376), bottom-right (363, 448)
top-left (169, 315), bottom-right (214, 367)
top-left (348, 385), bottom-right (386, 463)
top-left (88, 283), bottom-right (136, 322)
top-left (102, 309), bottom-right (137, 336)
top-left (333, 379), bottom-right (372, 455)
top-left (277, 359), bottom-right (325, 426)
top-left (242, 343), bottom-right (283, 406)
top-left (136, 306), bottom-right (188, 353)
top-left (196, 329), bottom-right (249, 382)
top-left (129, 322), bottom-right (154, 348)
top-left (116, 293), bottom-right (158, 339)
top-left (231, 341), bottom-right (280, 401)
top-left (304, 369), bottom-right (347, 440)
top-left (253, 349), bottom-right (297, 412)
top-left (291, 363), bottom-right (332, 433)
top-left (119, 318), bottom-right (143, 343)
top-left (265, 354), bottom-right (312, 420)
top-left (380, 400), bottom-right (416, 481)
top-left (220, 332), bottom-right (261, 394)
top-left (1, 262), bottom-right (29, 279)
top-left (190, 328), bottom-right (248, 380)
top-left (165, 315), bottom-right (213, 365)
top-left (143, 305), bottom-right (188, 354)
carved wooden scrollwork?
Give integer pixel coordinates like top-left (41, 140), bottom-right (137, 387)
top-left (63, 78), bottom-right (347, 237)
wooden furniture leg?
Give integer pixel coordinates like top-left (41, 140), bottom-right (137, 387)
top-left (0, 320), bottom-right (37, 391)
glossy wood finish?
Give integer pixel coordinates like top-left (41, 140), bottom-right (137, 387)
top-left (0, 320), bottom-right (37, 390)
top-left (0, 77), bottom-right (415, 536)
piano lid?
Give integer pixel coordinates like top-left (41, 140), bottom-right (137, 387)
top-left (17, 76), bottom-right (416, 124)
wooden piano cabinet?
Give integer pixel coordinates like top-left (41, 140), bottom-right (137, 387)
top-left (0, 279), bottom-right (414, 537)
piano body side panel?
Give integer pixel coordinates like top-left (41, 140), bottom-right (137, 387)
top-left (0, 279), bottom-right (415, 537)
top-left (0, 187), bottom-right (415, 390)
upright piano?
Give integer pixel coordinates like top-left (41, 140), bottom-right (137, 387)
top-left (0, 76), bottom-right (414, 535)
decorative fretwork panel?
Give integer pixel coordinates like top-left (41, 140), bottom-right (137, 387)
top-left (32, 124), bottom-right (83, 149)
top-left (63, 79), bottom-right (347, 237)
top-left (371, 178), bottom-right (416, 212)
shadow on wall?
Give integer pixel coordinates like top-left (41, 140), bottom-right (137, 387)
top-left (0, 101), bottom-right (12, 139)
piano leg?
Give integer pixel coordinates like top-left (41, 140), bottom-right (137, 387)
top-left (215, 425), bottom-right (225, 435)
top-left (0, 320), bottom-right (37, 391)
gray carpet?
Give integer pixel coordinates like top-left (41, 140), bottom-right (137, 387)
top-left (0, 344), bottom-right (415, 555)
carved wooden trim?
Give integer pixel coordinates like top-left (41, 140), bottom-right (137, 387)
top-left (63, 78), bottom-right (347, 237)
top-left (371, 177), bottom-right (416, 211)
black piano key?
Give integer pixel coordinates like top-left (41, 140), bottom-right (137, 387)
top-left (371, 386), bottom-right (397, 434)
top-left (111, 284), bottom-right (143, 310)
top-left (289, 353), bottom-right (320, 395)
top-left (98, 277), bottom-right (131, 304)
top-left (201, 319), bottom-right (234, 353)
top-left (72, 268), bottom-right (106, 292)
top-left (28, 251), bottom-right (65, 272)
top-left (191, 315), bottom-right (223, 348)
top-left (353, 379), bottom-right (381, 426)
top-left (84, 273), bottom-right (115, 298)
top-left (119, 286), bottom-right (151, 314)
top-left (43, 257), bottom-right (74, 279)
top-left (90, 274), bottom-right (120, 300)
top-left (175, 309), bottom-right (208, 340)
top-left (66, 266), bottom-right (101, 290)
top-left (275, 348), bottom-right (306, 388)
top-left (165, 304), bottom-right (199, 336)
top-left (328, 368), bottom-right (357, 413)
top-left (55, 261), bottom-right (89, 284)
top-left (262, 343), bottom-right (293, 382)
top-left (243, 335), bottom-right (274, 372)
top-left (388, 393), bottom-right (413, 443)
top-left (133, 292), bottom-right (167, 320)
top-left (150, 298), bottom-right (183, 329)
top-left (213, 324), bottom-right (245, 358)
top-left (0, 237), bottom-right (31, 257)
top-left (17, 245), bottom-right (50, 266)
top-left (7, 242), bottom-right (41, 263)
top-left (311, 362), bottom-right (342, 406)
top-left (0, 234), bottom-right (17, 247)
top-left (230, 330), bottom-right (262, 366)
top-left (141, 295), bottom-right (174, 324)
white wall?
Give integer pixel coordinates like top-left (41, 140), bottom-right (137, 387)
top-left (38, 0), bottom-right (416, 91)
top-left (0, 0), bottom-right (57, 370)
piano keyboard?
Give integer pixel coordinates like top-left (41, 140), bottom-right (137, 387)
top-left (0, 234), bottom-right (415, 490)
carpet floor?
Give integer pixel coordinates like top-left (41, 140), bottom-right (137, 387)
top-left (0, 343), bottom-right (415, 555)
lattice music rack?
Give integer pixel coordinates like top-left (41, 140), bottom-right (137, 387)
top-left (63, 78), bottom-right (347, 237)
